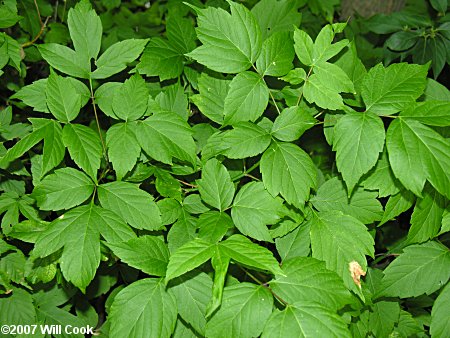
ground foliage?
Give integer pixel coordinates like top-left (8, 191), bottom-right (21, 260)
top-left (0, 0), bottom-right (450, 337)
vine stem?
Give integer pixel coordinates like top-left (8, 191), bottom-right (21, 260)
top-left (177, 179), bottom-right (197, 188)
top-left (88, 77), bottom-right (109, 163)
top-left (240, 267), bottom-right (289, 307)
top-left (21, 16), bottom-right (50, 48)
top-left (34, 0), bottom-right (43, 26)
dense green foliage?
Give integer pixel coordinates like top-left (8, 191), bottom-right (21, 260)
top-left (1, 0), bottom-right (450, 337)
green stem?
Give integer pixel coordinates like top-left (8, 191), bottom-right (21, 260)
top-left (233, 160), bottom-right (260, 181)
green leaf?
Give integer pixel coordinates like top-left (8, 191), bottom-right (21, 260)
top-left (205, 283), bottom-right (273, 338)
top-left (430, 0), bottom-right (448, 13)
top-left (11, 79), bottom-right (48, 112)
top-left (0, 126), bottom-right (45, 166)
top-left (32, 168), bottom-right (94, 211)
top-left (165, 239), bottom-right (215, 282)
top-left (45, 72), bottom-right (82, 123)
top-left (62, 123), bottom-right (103, 181)
top-left (368, 301), bottom-right (400, 337)
top-left (109, 279), bottom-right (177, 338)
top-left (40, 119), bottom-right (66, 177)
top-left (0, 287), bottom-right (36, 325)
top-left (394, 310), bottom-right (423, 337)
top-left (271, 106), bottom-right (316, 142)
top-left (137, 15), bottom-right (195, 80)
top-left (262, 303), bottom-right (351, 338)
top-left (67, 0), bottom-right (102, 62)
top-left (91, 39), bottom-right (148, 79)
top-left (207, 249), bottom-right (230, 317)
top-left (38, 44), bottom-right (90, 78)
top-left (112, 74), bottom-right (148, 121)
top-left (1, 118), bottom-right (63, 174)
top-left (223, 71), bottom-right (269, 125)
top-left (187, 2), bottom-right (262, 73)
top-left (0, 6), bottom-right (22, 29)
top-left (361, 151), bottom-right (402, 198)
top-left (219, 234), bottom-right (283, 275)
top-left (407, 185), bottom-right (446, 244)
top-left (261, 141), bottom-right (317, 208)
top-left (379, 189), bottom-right (415, 226)
top-left (270, 257), bottom-right (352, 310)
top-left (314, 61), bottom-right (355, 94)
top-left (430, 282), bottom-right (450, 338)
top-left (280, 67), bottom-right (307, 85)
top-left (293, 28), bottom-right (314, 66)
top-left (222, 122), bottom-right (271, 159)
top-left (98, 181), bottom-right (162, 231)
top-left (400, 101), bottom-right (450, 126)
top-left (34, 204), bottom-right (135, 291)
top-left (312, 24), bottom-right (348, 64)
top-left (362, 63), bottom-right (429, 115)
top-left (183, 194), bottom-right (209, 214)
top-left (33, 287), bottom-right (87, 337)
top-left (197, 158), bottom-right (235, 211)
top-left (440, 208), bottom-right (450, 235)
top-left (136, 38), bottom-right (184, 81)
top-left (251, 0), bottom-right (302, 40)
top-left (191, 73), bottom-right (230, 124)
top-left (107, 236), bottom-right (169, 276)
top-left (154, 82), bottom-right (189, 120)
top-left (231, 182), bottom-right (282, 242)
top-left (95, 82), bottom-right (121, 118)
top-left (276, 221), bottom-right (311, 261)
top-left (386, 118), bottom-right (450, 198)
top-left (424, 78), bottom-right (450, 101)
top-left (310, 211), bottom-right (375, 293)
top-left (166, 15), bottom-right (197, 54)
top-left (256, 31), bottom-right (294, 76)
top-left (333, 112), bottom-right (385, 194)
top-left (137, 111), bottom-right (196, 166)
top-left (303, 73), bottom-right (344, 110)
top-left (167, 211), bottom-right (197, 253)
top-left (379, 241), bottom-right (450, 298)
top-left (106, 122), bottom-right (140, 180)
top-left (197, 211), bottom-right (233, 244)
top-left (170, 272), bottom-right (212, 335)
top-left (311, 177), bottom-right (383, 224)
